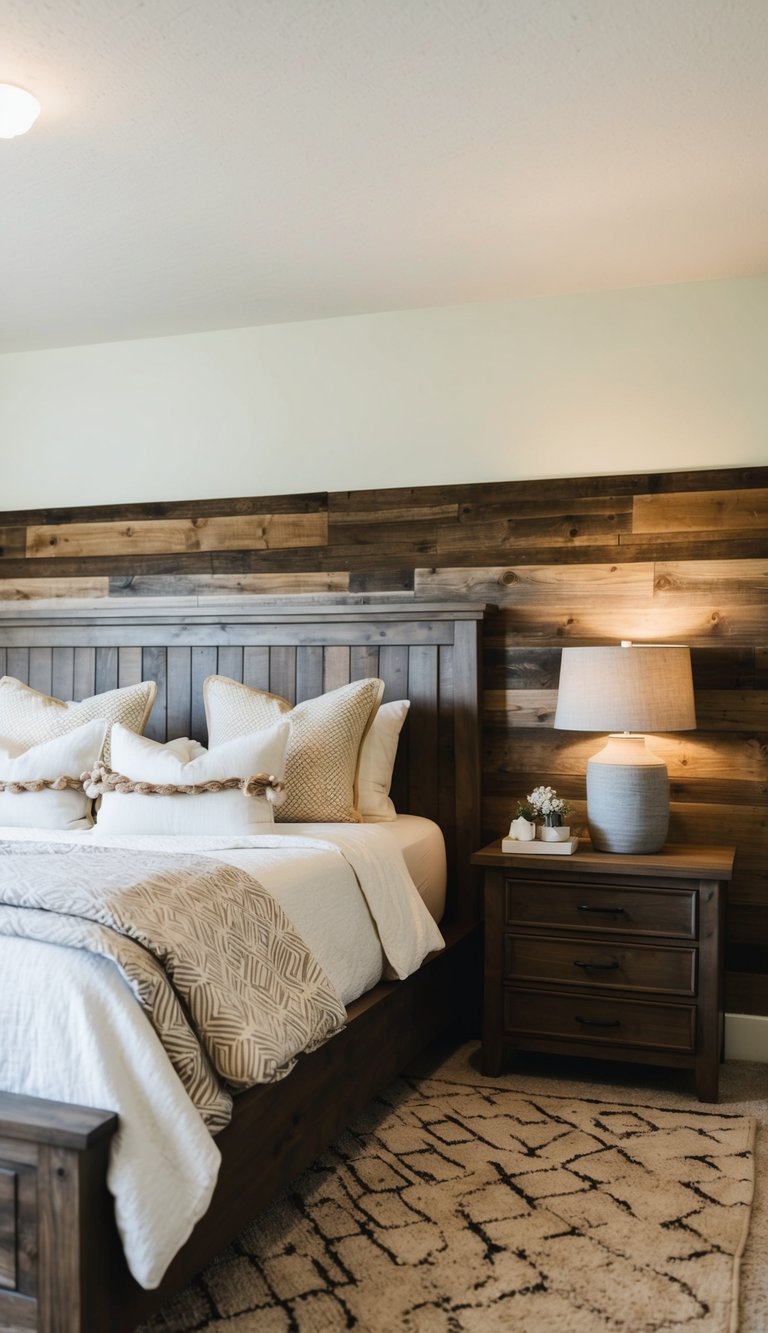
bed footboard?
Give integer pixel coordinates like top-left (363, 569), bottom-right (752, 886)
top-left (0, 1094), bottom-right (117, 1333)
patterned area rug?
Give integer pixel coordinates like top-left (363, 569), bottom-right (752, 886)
top-left (141, 1074), bottom-right (755, 1333)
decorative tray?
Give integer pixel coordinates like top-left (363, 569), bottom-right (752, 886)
top-left (500, 836), bottom-right (579, 855)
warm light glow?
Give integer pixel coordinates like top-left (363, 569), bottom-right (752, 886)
top-left (0, 84), bottom-right (41, 139)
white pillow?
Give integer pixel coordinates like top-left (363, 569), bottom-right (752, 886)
top-left (94, 720), bottom-right (290, 836)
top-left (358, 700), bottom-right (410, 821)
top-left (0, 719), bottom-right (107, 830)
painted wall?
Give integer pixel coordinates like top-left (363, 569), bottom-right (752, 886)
top-left (0, 275), bottom-right (766, 510)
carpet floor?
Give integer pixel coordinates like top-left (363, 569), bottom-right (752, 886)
top-left (139, 1043), bottom-right (758, 1333)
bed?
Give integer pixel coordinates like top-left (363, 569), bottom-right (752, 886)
top-left (0, 597), bottom-right (484, 1333)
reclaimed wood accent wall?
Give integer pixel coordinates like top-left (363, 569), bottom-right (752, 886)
top-left (0, 463), bottom-right (766, 1013)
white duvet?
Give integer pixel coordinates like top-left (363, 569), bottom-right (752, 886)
top-left (0, 825), bottom-right (444, 1288)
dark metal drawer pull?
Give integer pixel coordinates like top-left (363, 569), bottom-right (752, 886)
top-left (573, 958), bottom-right (619, 971)
top-left (577, 904), bottom-right (627, 915)
top-left (575, 1016), bottom-right (621, 1028)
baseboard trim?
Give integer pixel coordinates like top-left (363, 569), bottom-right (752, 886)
top-left (724, 1012), bottom-right (768, 1062)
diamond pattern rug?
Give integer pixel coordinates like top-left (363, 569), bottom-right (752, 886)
top-left (141, 1074), bottom-right (754, 1333)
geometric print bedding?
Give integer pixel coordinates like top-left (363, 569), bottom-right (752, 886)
top-left (0, 839), bottom-right (345, 1130)
top-left (140, 1073), bottom-right (754, 1333)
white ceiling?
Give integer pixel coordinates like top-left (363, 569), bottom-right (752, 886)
top-left (2, 0), bottom-right (768, 353)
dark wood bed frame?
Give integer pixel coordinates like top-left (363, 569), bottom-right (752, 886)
top-left (0, 597), bottom-right (485, 1333)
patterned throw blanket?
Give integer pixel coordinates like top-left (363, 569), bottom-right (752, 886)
top-left (0, 840), bottom-right (346, 1131)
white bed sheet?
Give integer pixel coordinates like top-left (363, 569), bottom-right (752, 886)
top-left (278, 814), bottom-right (447, 923)
top-left (0, 821), bottom-right (445, 1289)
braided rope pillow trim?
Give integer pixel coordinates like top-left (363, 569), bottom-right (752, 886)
top-left (81, 766), bottom-right (285, 803)
top-left (0, 776), bottom-right (86, 794)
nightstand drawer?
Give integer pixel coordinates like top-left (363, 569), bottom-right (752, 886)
top-left (505, 880), bottom-right (696, 939)
top-left (504, 989), bottom-right (695, 1053)
top-left (504, 934), bottom-right (697, 996)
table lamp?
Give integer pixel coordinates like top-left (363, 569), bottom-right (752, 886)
top-left (553, 642), bottom-right (696, 853)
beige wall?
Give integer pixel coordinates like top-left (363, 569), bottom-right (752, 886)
top-left (0, 274), bottom-right (766, 509)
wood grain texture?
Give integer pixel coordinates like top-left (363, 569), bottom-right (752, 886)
top-left (1, 463), bottom-right (767, 1013)
top-left (634, 488), bottom-right (768, 533)
top-left (26, 514), bottom-right (327, 559)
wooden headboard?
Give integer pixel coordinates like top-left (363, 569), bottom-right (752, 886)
top-left (0, 597), bottom-right (485, 920)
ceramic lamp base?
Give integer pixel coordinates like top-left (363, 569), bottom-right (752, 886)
top-left (587, 734), bottom-right (669, 854)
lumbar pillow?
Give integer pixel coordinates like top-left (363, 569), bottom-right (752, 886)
top-left (358, 700), bottom-right (410, 821)
top-left (204, 676), bottom-right (384, 822)
top-left (0, 719), bottom-right (107, 829)
top-left (0, 677), bottom-right (156, 766)
top-left (91, 720), bottom-right (289, 836)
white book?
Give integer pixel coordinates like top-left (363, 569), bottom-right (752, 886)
top-left (501, 836), bottom-right (579, 855)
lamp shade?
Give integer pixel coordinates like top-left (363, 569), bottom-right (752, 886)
top-left (554, 644), bottom-right (695, 854)
top-left (554, 645), bottom-right (696, 734)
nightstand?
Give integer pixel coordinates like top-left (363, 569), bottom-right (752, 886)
top-left (472, 841), bottom-right (735, 1102)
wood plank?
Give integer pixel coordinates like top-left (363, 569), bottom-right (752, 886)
top-left (634, 488), bottom-right (768, 534)
top-left (269, 647), bottom-right (296, 703)
top-left (142, 647), bottom-right (167, 742)
top-left (166, 647), bottom-right (192, 741)
top-left (0, 1167), bottom-right (16, 1291)
top-left (654, 559), bottom-right (768, 603)
top-left (487, 603), bottom-right (768, 645)
top-left (0, 529), bottom-right (26, 560)
top-left (694, 690), bottom-right (768, 730)
top-left (51, 648), bottom-right (75, 703)
top-left (407, 644), bottom-right (440, 823)
top-left (435, 511), bottom-right (628, 554)
top-left (484, 688), bottom-right (558, 727)
top-left (117, 646), bottom-right (143, 689)
top-left (295, 646), bottom-right (323, 703)
top-left (0, 578), bottom-right (109, 601)
top-left (6, 649), bottom-right (28, 684)
top-left (0, 491), bottom-right (328, 528)
top-left (190, 647), bottom-right (217, 742)
top-left (349, 569), bottom-right (415, 594)
top-left (28, 648), bottom-right (52, 696)
top-left (94, 647), bottom-right (118, 694)
top-left (242, 647), bottom-right (270, 691)
top-left (108, 572), bottom-right (348, 598)
top-left (618, 531), bottom-right (768, 560)
top-left (323, 646), bottom-right (351, 693)
top-left (216, 647), bottom-right (243, 686)
top-left (485, 685), bottom-right (768, 732)
top-left (725, 971), bottom-right (768, 1016)
top-left (416, 563), bottom-right (654, 603)
top-left (484, 730), bottom-right (768, 787)
top-left (329, 503), bottom-right (458, 525)
top-left (26, 513), bottom-right (328, 560)
top-left (378, 645), bottom-right (410, 813)
top-left (350, 645), bottom-right (380, 681)
top-left (73, 648), bottom-right (96, 701)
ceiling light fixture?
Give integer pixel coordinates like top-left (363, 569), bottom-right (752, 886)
top-left (0, 84), bottom-right (41, 139)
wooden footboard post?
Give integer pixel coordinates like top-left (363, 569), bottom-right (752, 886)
top-left (0, 1092), bottom-right (117, 1333)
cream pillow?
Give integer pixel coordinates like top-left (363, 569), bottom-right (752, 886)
top-left (358, 700), bottom-right (410, 821)
top-left (94, 720), bottom-right (290, 836)
top-left (0, 719), bottom-right (107, 829)
top-left (0, 676), bottom-right (156, 766)
top-left (204, 676), bottom-right (384, 823)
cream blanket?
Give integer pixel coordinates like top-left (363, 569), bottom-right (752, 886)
top-left (0, 839), bottom-right (346, 1130)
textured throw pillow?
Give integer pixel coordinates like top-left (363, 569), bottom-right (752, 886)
top-left (0, 676), bottom-right (156, 766)
top-left (358, 700), bottom-right (410, 821)
top-left (0, 719), bottom-right (107, 829)
top-left (204, 675), bottom-right (384, 822)
top-left (94, 719), bottom-right (290, 836)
